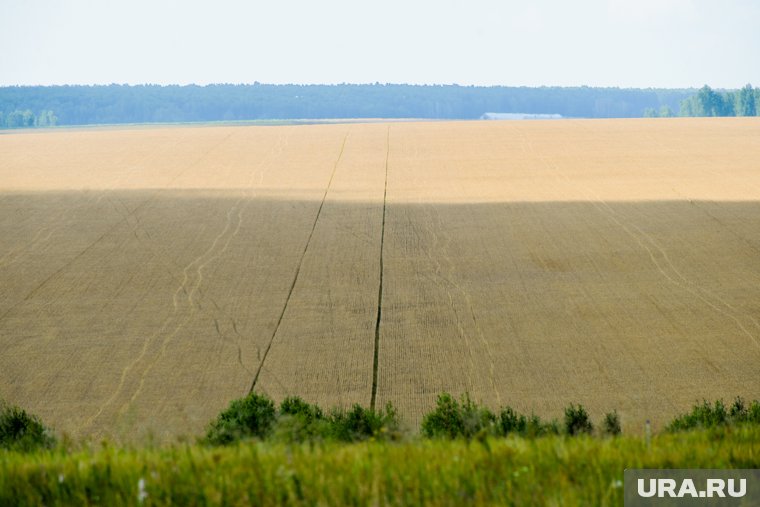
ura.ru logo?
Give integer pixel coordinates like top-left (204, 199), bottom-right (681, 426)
top-left (637, 478), bottom-right (746, 498)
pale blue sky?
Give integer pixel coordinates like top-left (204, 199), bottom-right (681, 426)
top-left (2, 0), bottom-right (759, 88)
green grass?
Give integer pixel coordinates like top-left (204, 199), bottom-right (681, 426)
top-left (2, 426), bottom-right (759, 506)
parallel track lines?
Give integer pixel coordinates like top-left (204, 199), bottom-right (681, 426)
top-left (248, 131), bottom-right (350, 395)
top-left (530, 127), bottom-right (760, 351)
top-left (0, 131), bottom-right (235, 328)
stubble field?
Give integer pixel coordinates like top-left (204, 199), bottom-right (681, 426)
top-left (1, 118), bottom-right (759, 441)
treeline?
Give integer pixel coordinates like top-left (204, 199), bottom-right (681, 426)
top-left (0, 84), bottom-right (693, 126)
top-left (644, 84), bottom-right (760, 118)
top-left (678, 84), bottom-right (759, 117)
top-left (0, 109), bottom-right (57, 128)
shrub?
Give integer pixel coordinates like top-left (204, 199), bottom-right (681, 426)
top-left (421, 393), bottom-right (495, 440)
top-left (668, 398), bottom-right (760, 432)
top-left (327, 403), bottom-right (400, 442)
top-left (602, 410), bottom-right (621, 436)
top-left (0, 400), bottom-right (56, 452)
top-left (667, 399), bottom-right (728, 432)
top-left (495, 407), bottom-right (559, 438)
top-left (748, 400), bottom-right (760, 424)
top-left (564, 404), bottom-right (593, 436)
top-left (526, 414), bottom-right (560, 437)
top-left (280, 396), bottom-right (324, 421)
top-left (496, 406), bottom-right (527, 436)
top-left (275, 396), bottom-right (328, 443)
top-left (204, 392), bottom-right (276, 445)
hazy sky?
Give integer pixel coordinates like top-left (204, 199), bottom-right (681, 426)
top-left (2, 0), bottom-right (759, 88)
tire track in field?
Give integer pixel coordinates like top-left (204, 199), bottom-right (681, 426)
top-left (370, 126), bottom-right (389, 410)
top-left (627, 219), bottom-right (760, 333)
top-left (540, 127), bottom-right (760, 352)
top-left (123, 205), bottom-right (244, 410)
top-left (248, 130), bottom-right (350, 395)
top-left (629, 129), bottom-right (760, 331)
top-left (416, 206), bottom-right (476, 394)
top-left (0, 131), bottom-right (235, 329)
top-left (511, 123), bottom-right (668, 408)
top-left (0, 225), bottom-right (53, 267)
top-left (433, 206), bottom-right (502, 405)
top-left (0, 145), bottom-right (151, 269)
top-left (80, 130), bottom-right (254, 431)
top-left (121, 132), bottom-right (291, 413)
top-left (518, 123), bottom-right (749, 402)
top-left (559, 126), bottom-right (760, 344)
top-left (107, 190), bottom-right (257, 379)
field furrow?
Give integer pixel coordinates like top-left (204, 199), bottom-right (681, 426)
top-left (1, 118), bottom-right (759, 439)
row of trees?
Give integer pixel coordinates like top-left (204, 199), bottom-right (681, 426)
top-left (0, 109), bottom-right (57, 128)
top-left (677, 84), bottom-right (759, 117)
top-left (2, 84), bottom-right (757, 126)
top-left (0, 84), bottom-right (692, 126)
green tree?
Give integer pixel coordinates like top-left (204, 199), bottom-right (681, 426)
top-left (659, 105), bottom-right (674, 117)
top-left (696, 85), bottom-right (719, 116)
top-left (643, 107), bottom-right (658, 118)
top-left (679, 97), bottom-right (696, 116)
top-left (35, 110), bottom-right (58, 127)
top-left (6, 110), bottom-right (24, 128)
top-left (737, 84), bottom-right (756, 116)
top-left (21, 110), bottom-right (34, 127)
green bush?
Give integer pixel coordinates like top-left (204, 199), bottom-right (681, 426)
top-left (668, 398), bottom-right (760, 432)
top-left (668, 400), bottom-right (728, 432)
top-left (602, 411), bottom-right (621, 436)
top-left (495, 407), bottom-right (559, 437)
top-left (327, 403), bottom-right (400, 442)
top-left (748, 400), bottom-right (760, 424)
top-left (563, 404), bottom-right (593, 436)
top-left (421, 393), bottom-right (495, 440)
top-left (526, 414), bottom-right (560, 437)
top-left (280, 396), bottom-right (324, 421)
top-left (204, 392), bottom-right (276, 445)
top-left (496, 406), bottom-right (527, 436)
top-left (0, 400), bottom-right (55, 452)
top-left (275, 396), bottom-right (329, 443)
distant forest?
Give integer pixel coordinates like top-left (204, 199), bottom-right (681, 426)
top-left (0, 83), bottom-right (757, 128)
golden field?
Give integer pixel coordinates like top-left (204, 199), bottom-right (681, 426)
top-left (1, 118), bottom-right (759, 441)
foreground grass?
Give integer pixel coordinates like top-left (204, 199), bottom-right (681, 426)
top-left (2, 426), bottom-right (759, 506)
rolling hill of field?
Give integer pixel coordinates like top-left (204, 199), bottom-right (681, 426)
top-left (1, 118), bottom-right (759, 441)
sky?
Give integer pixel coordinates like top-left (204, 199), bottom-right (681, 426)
top-left (1, 0), bottom-right (759, 89)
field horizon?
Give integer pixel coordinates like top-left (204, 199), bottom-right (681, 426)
top-left (1, 118), bottom-right (759, 442)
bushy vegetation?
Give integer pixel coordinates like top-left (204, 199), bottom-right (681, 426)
top-left (205, 393), bottom-right (400, 445)
top-left (602, 411), bottom-right (621, 436)
top-left (563, 404), bottom-right (594, 436)
top-left (422, 393), bottom-right (575, 440)
top-left (667, 397), bottom-right (760, 432)
top-left (0, 400), bottom-right (55, 452)
top-left (421, 393), bottom-right (497, 440)
top-left (495, 406), bottom-right (560, 438)
top-left (3, 395), bottom-right (760, 504)
top-left (327, 403), bottom-right (400, 442)
top-left (204, 392), bottom-right (277, 445)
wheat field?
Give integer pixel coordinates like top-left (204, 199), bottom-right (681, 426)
top-left (1, 118), bottom-right (759, 440)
